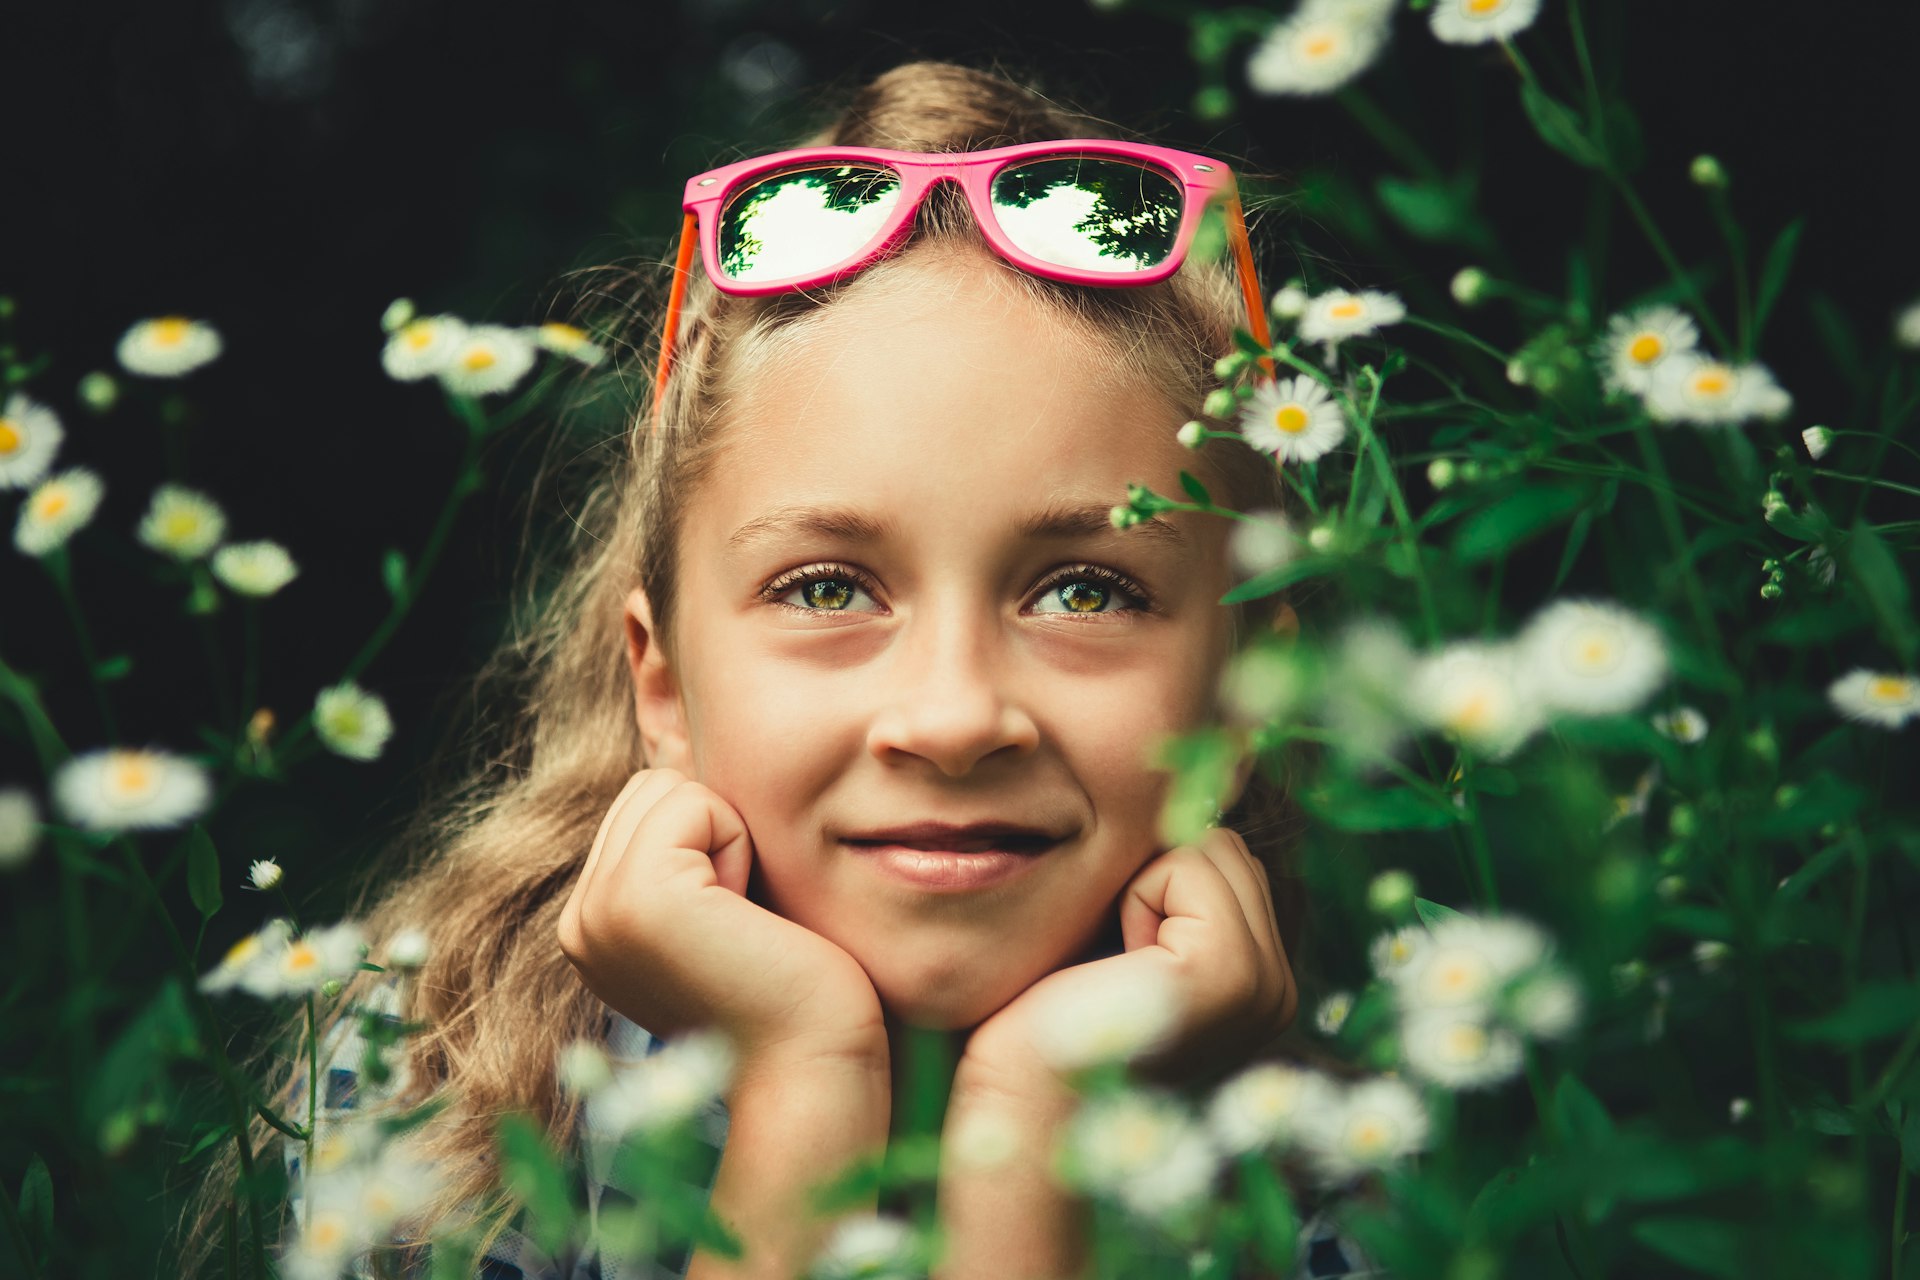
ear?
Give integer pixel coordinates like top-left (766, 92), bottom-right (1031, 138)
top-left (623, 585), bottom-right (693, 773)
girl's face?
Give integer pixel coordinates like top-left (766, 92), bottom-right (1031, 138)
top-left (626, 242), bottom-right (1243, 1030)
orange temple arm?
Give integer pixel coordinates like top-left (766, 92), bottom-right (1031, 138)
top-left (649, 210), bottom-right (699, 437)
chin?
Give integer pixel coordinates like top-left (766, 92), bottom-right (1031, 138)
top-left (865, 953), bottom-right (1039, 1031)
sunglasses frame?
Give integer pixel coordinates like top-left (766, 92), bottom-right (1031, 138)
top-left (651, 139), bottom-right (1275, 428)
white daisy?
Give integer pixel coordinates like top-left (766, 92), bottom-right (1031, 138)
top-left (313, 682), bottom-right (394, 761)
top-left (528, 322), bottom-right (606, 366)
top-left (1428, 0), bottom-right (1542, 45)
top-left (14, 467), bottom-right (105, 556)
top-left (116, 316), bottom-right (223, 378)
top-left (1206, 1060), bottom-right (1341, 1156)
top-left (354, 1134), bottom-right (445, 1237)
top-left (1297, 288), bottom-right (1406, 350)
top-left (597, 1028), bottom-right (737, 1136)
top-left (248, 859), bottom-right (282, 890)
top-left (1405, 641), bottom-right (1543, 760)
top-left (1393, 913), bottom-right (1549, 1011)
top-left (212, 540), bottom-right (300, 596)
top-left (380, 315), bottom-right (469, 382)
top-left (263, 920), bottom-right (367, 999)
top-left (0, 787), bottom-right (43, 870)
top-left (1508, 968), bottom-right (1582, 1040)
top-left (1644, 353), bottom-right (1793, 426)
top-left (278, 1193), bottom-right (375, 1280)
top-left (1321, 617), bottom-right (1420, 766)
top-left (1315, 990), bottom-right (1356, 1036)
top-left (1246, 8), bottom-right (1390, 97)
top-left (1227, 508), bottom-right (1297, 578)
top-left (1895, 300), bottom-right (1920, 350)
top-left (136, 484), bottom-right (227, 560)
top-left (1369, 925), bottom-right (1427, 979)
top-left (1801, 426), bottom-right (1833, 461)
top-left (557, 1040), bottom-right (615, 1098)
top-left (1598, 305), bottom-right (1700, 396)
top-left (438, 325), bottom-right (538, 397)
top-left (1060, 1088), bottom-right (1222, 1222)
top-left (53, 746), bottom-right (211, 832)
top-left (387, 925), bottom-right (430, 969)
top-left (1651, 705), bottom-right (1709, 744)
top-left (1827, 668), bottom-right (1920, 730)
top-left (1515, 598), bottom-right (1669, 717)
top-left (199, 917), bottom-right (296, 997)
top-left (1025, 961), bottom-right (1182, 1073)
top-left (0, 393), bottom-right (65, 490)
top-left (1398, 1008), bottom-right (1523, 1090)
top-left (1238, 375), bottom-right (1348, 464)
top-left (810, 1213), bottom-right (923, 1280)
top-left (1295, 1077), bottom-right (1430, 1184)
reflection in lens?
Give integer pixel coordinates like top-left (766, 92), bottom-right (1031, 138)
top-left (719, 164), bottom-right (901, 282)
top-left (991, 157), bottom-right (1184, 273)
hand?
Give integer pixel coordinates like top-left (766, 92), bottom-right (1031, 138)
top-left (957, 825), bottom-right (1298, 1097)
top-left (558, 768), bottom-right (890, 1080)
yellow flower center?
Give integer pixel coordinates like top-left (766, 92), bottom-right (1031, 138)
top-left (1691, 366), bottom-right (1733, 397)
top-left (222, 935), bottom-right (261, 968)
top-left (540, 322), bottom-right (585, 345)
top-left (1627, 333), bottom-right (1663, 364)
top-left (0, 420), bottom-right (20, 453)
top-left (151, 317), bottom-right (192, 347)
top-left (1114, 1114), bottom-right (1160, 1164)
top-left (1329, 299), bottom-right (1363, 320)
top-left (110, 754), bottom-right (157, 799)
top-left (1443, 1022), bottom-right (1488, 1061)
top-left (1466, 0), bottom-right (1506, 13)
top-left (365, 1186), bottom-right (396, 1218)
top-left (1251, 1074), bottom-right (1299, 1118)
top-left (286, 941), bottom-right (319, 974)
top-left (1346, 1116), bottom-right (1391, 1157)
top-left (462, 347), bottom-right (498, 372)
top-left (1303, 32), bottom-right (1337, 58)
top-left (1386, 936), bottom-right (1413, 965)
top-left (1870, 676), bottom-right (1913, 703)
top-left (164, 512), bottom-right (200, 540)
top-left (36, 489), bottom-right (70, 519)
top-left (1571, 629), bottom-right (1618, 671)
top-left (1274, 404), bottom-right (1310, 434)
top-left (404, 323), bottom-right (437, 351)
top-left (1451, 690), bottom-right (1492, 732)
top-left (307, 1212), bottom-right (349, 1249)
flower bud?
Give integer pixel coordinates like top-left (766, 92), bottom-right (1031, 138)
top-left (320, 978), bottom-right (345, 1000)
top-left (388, 926), bottom-right (431, 969)
top-left (1109, 505), bottom-right (1137, 531)
top-left (1668, 804), bottom-right (1696, 838)
top-left (381, 298), bottom-right (417, 333)
top-left (1655, 874), bottom-right (1686, 902)
top-left (1449, 267), bottom-right (1488, 307)
top-left (1176, 420), bottom-right (1205, 449)
top-left (1269, 284), bottom-right (1309, 321)
top-left (1426, 458), bottom-right (1456, 490)
top-left (1760, 581), bottom-right (1783, 600)
top-left (1307, 523), bottom-right (1335, 552)
top-left (1202, 388), bottom-right (1238, 419)
top-left (1800, 426), bottom-right (1832, 460)
top-left (1689, 155), bottom-right (1728, 189)
top-left (77, 371), bottom-right (119, 414)
top-left (1192, 85), bottom-right (1234, 122)
top-left (1214, 353), bottom-right (1248, 381)
top-left (1729, 1097), bottom-right (1751, 1123)
top-left (1366, 869), bottom-right (1416, 918)
top-left (248, 859), bottom-right (283, 890)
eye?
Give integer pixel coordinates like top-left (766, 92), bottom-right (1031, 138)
top-left (758, 562), bottom-right (1154, 618)
top-left (1031, 563), bottom-right (1154, 616)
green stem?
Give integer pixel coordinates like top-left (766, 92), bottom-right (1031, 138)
top-left (0, 1169), bottom-right (43, 1280)
top-left (1401, 314), bottom-right (1512, 367)
top-left (1335, 86), bottom-right (1443, 182)
top-left (1706, 186), bottom-right (1753, 359)
top-left (240, 600), bottom-right (261, 728)
top-left (1631, 422), bottom-right (1724, 656)
top-left (196, 601), bottom-right (239, 739)
top-left (305, 992), bottom-right (318, 1236)
top-left (1895, 1160), bottom-right (1910, 1280)
top-left (43, 548), bottom-right (117, 741)
top-left (1813, 470), bottom-right (1920, 502)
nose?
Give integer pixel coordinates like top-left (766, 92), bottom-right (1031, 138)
top-left (863, 595), bottom-right (1040, 778)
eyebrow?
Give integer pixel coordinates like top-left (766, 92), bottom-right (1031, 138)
top-left (725, 499), bottom-right (1189, 553)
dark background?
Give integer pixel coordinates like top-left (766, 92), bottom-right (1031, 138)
top-left (2, 0), bottom-right (1917, 1263)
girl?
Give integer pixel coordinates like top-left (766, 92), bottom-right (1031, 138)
top-left (181, 58), bottom-right (1381, 1280)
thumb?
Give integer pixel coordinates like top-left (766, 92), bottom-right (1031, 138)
top-left (1118, 850), bottom-right (1176, 953)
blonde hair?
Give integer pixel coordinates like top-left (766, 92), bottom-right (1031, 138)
top-left (175, 57), bottom-right (1307, 1277)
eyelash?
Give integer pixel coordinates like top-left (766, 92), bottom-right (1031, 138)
top-left (759, 561), bottom-right (1155, 618)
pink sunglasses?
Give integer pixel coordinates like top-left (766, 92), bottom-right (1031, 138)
top-left (649, 138), bottom-right (1275, 429)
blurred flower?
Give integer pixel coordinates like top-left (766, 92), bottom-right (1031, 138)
top-left (1393, 913), bottom-right (1549, 1012)
top-left (1399, 1008), bottom-right (1523, 1090)
top-left (77, 372), bottom-right (119, 414)
top-left (1689, 155), bottom-right (1729, 189)
top-left (1026, 962), bottom-right (1181, 1073)
top-left (1429, 0), bottom-right (1540, 43)
top-left (596, 1028), bottom-right (737, 1136)
top-left (1406, 641), bottom-right (1543, 760)
top-left (53, 746), bottom-right (211, 832)
top-left (352, 1133), bottom-right (446, 1239)
top-left (1729, 1097), bottom-right (1752, 1123)
top-left (1897, 300), bottom-right (1920, 350)
top-left (212, 540), bottom-right (300, 596)
top-left (117, 316), bottom-right (223, 378)
top-left (278, 1188), bottom-right (374, 1280)
top-left (1176, 419), bottom-right (1205, 449)
top-left (1246, 6), bottom-right (1389, 96)
top-left (387, 926), bottom-right (430, 969)
top-left (1238, 374), bottom-right (1348, 464)
top-left (1295, 1077), bottom-right (1430, 1184)
top-left (530, 322), bottom-right (605, 366)
top-left (258, 920), bottom-right (367, 998)
top-left (1227, 509), bottom-right (1297, 578)
top-left (0, 787), bottom-right (43, 870)
top-left (1801, 425), bottom-right (1833, 460)
top-left (1297, 288), bottom-right (1406, 354)
top-left (1314, 990), bottom-right (1355, 1036)
top-left (1450, 267), bottom-right (1488, 307)
top-left (1509, 969), bottom-right (1583, 1039)
top-left (1219, 644), bottom-right (1306, 725)
top-left (14, 466), bottom-right (105, 556)
top-left (136, 484), bottom-right (227, 560)
top-left (946, 1107), bottom-right (1025, 1172)
top-left (379, 298), bottom-right (416, 334)
top-left (1426, 457), bottom-right (1456, 490)
top-left (1270, 283), bottom-right (1310, 321)
top-left (1060, 1086), bottom-right (1222, 1221)
top-left (1369, 925), bottom-right (1426, 979)
top-left (0, 393), bottom-right (65, 490)
top-left (1206, 1061), bottom-right (1339, 1155)
top-left (1651, 705), bottom-right (1709, 743)
top-left (1516, 598), bottom-right (1670, 717)
top-left (1604, 764), bottom-right (1660, 833)
top-left (1645, 353), bottom-right (1792, 426)
top-left (248, 859), bottom-right (282, 890)
top-left (557, 1040), bottom-right (614, 1097)
top-left (438, 325), bottom-right (538, 397)
top-left (313, 682), bottom-right (394, 761)
top-left (381, 315), bottom-right (468, 381)
top-left (1599, 305), bottom-right (1699, 396)
top-left (199, 917), bottom-right (295, 998)
top-left (1321, 616), bottom-right (1420, 765)
top-left (1693, 940), bottom-right (1731, 972)
top-left (1827, 668), bottom-right (1920, 729)
top-left (1368, 869), bottom-right (1417, 918)
top-left (809, 1213), bottom-right (922, 1280)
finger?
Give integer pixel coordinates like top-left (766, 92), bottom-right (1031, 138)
top-left (1119, 845), bottom-right (1259, 963)
top-left (579, 769), bottom-right (684, 904)
top-left (621, 781), bottom-right (755, 899)
top-left (1205, 828), bottom-right (1300, 1029)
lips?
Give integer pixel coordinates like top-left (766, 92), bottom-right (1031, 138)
top-left (840, 820), bottom-right (1070, 853)
top-left (841, 834), bottom-right (1061, 855)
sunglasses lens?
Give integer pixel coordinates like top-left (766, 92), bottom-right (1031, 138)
top-left (990, 156), bottom-right (1186, 274)
top-left (718, 164), bottom-right (902, 283)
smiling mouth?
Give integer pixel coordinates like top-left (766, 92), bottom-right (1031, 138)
top-left (841, 835), bottom-right (1062, 855)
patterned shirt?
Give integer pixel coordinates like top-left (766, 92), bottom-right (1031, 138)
top-left (281, 979), bottom-right (1384, 1279)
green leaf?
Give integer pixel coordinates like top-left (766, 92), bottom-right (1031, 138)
top-left (1810, 291), bottom-right (1869, 396)
top-left (185, 826), bottom-right (221, 921)
top-left (1751, 217), bottom-right (1805, 348)
top-left (1548, 505), bottom-right (1595, 593)
top-left (18, 1151), bottom-right (51, 1271)
top-left (1415, 896), bottom-right (1469, 928)
top-left (1238, 1154), bottom-right (1299, 1272)
top-left (1553, 1074), bottom-right (1616, 1149)
top-left (1519, 81), bottom-right (1603, 168)
top-left (496, 1112), bottom-right (577, 1259)
top-left (1786, 982), bottom-right (1920, 1044)
top-left (1374, 176), bottom-right (1464, 242)
top-left (1843, 519), bottom-right (1919, 664)
top-left (1756, 602), bottom-right (1869, 646)
top-left (1220, 554), bottom-right (1340, 605)
top-left (176, 1123), bottom-right (234, 1166)
top-left (92, 654), bottom-right (134, 683)
top-left (1631, 1216), bottom-right (1749, 1280)
top-left (1599, 98), bottom-right (1644, 172)
top-left (253, 1101), bottom-right (307, 1142)
top-left (1450, 483), bottom-right (1591, 563)
top-left (1305, 786), bottom-right (1463, 832)
top-left (1178, 470), bottom-right (1212, 505)
top-left (381, 548), bottom-right (410, 604)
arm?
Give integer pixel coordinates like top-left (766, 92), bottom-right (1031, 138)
top-left (685, 1053), bottom-right (892, 1280)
